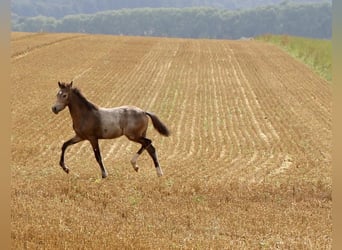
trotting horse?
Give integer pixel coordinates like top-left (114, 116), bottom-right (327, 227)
top-left (51, 81), bottom-right (170, 178)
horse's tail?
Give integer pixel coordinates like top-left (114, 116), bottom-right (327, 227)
top-left (145, 112), bottom-right (170, 137)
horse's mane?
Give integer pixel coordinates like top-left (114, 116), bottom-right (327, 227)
top-left (72, 88), bottom-right (98, 111)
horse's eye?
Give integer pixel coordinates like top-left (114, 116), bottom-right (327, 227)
top-left (62, 94), bottom-right (67, 98)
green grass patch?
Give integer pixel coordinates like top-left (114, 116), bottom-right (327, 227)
top-left (256, 34), bottom-right (331, 81)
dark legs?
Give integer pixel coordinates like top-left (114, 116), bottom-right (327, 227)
top-left (89, 138), bottom-right (108, 178)
top-left (60, 135), bottom-right (83, 174)
top-left (60, 134), bottom-right (161, 178)
top-left (130, 137), bottom-right (163, 177)
top-left (59, 135), bottom-right (108, 178)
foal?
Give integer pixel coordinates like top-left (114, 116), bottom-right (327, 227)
top-left (52, 81), bottom-right (170, 178)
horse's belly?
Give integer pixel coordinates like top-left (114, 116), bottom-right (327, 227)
top-left (99, 110), bottom-right (123, 139)
top-left (101, 125), bottom-right (122, 139)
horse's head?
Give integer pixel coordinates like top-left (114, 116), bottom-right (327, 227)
top-left (52, 81), bottom-right (73, 114)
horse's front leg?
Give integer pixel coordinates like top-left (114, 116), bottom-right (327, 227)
top-left (60, 135), bottom-right (83, 174)
top-left (89, 138), bottom-right (108, 178)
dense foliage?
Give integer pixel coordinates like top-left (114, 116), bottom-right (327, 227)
top-left (12, 3), bottom-right (331, 39)
top-left (11, 0), bottom-right (330, 18)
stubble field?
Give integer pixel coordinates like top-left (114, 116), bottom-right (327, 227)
top-left (11, 32), bottom-right (332, 249)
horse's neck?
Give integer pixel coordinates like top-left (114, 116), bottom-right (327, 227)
top-left (68, 94), bottom-right (93, 122)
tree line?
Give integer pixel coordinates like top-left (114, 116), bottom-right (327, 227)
top-left (11, 0), bottom-right (330, 18)
top-left (12, 3), bottom-right (332, 39)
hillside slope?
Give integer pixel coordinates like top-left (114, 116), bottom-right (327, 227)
top-left (11, 32), bottom-right (332, 249)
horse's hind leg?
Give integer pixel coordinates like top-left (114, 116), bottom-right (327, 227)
top-left (135, 137), bottom-right (163, 177)
top-left (60, 135), bottom-right (83, 174)
top-left (127, 131), bottom-right (147, 172)
top-left (146, 143), bottom-right (163, 177)
top-left (130, 145), bottom-right (145, 172)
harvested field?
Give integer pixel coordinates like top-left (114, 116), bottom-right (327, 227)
top-left (11, 32), bottom-right (332, 249)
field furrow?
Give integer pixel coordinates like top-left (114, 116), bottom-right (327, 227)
top-left (11, 33), bottom-right (84, 60)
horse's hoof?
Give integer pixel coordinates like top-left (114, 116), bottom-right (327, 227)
top-left (134, 167), bottom-right (139, 172)
top-left (102, 172), bottom-right (108, 179)
top-left (156, 167), bottom-right (163, 177)
top-left (60, 162), bottom-right (69, 174)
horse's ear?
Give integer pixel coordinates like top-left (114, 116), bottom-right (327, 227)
top-left (58, 81), bottom-right (62, 88)
top-left (69, 81), bottom-right (73, 88)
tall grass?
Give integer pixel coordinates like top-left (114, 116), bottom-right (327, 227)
top-left (256, 34), bottom-right (331, 81)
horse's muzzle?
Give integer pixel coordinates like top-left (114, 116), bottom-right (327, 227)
top-left (52, 106), bottom-right (59, 114)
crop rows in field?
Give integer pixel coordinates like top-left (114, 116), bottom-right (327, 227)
top-left (11, 32), bottom-right (332, 183)
top-left (11, 32), bottom-right (332, 249)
